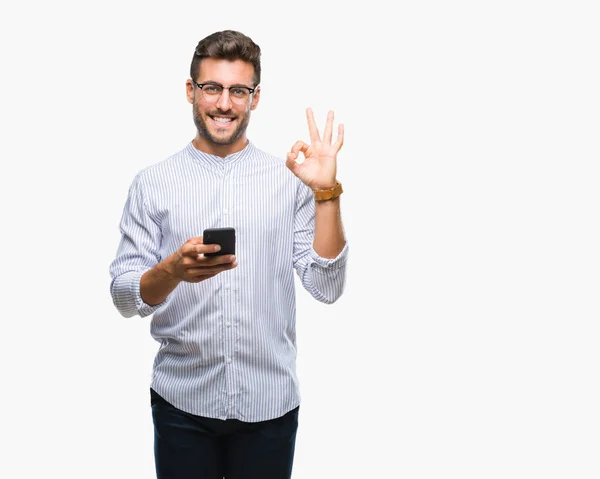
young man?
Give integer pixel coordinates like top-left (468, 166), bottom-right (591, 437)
top-left (109, 30), bottom-right (348, 479)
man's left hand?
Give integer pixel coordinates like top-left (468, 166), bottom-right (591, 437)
top-left (286, 108), bottom-right (344, 189)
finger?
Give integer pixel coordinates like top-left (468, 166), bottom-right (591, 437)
top-left (187, 261), bottom-right (238, 277)
top-left (306, 108), bottom-right (321, 143)
top-left (323, 110), bottom-right (334, 145)
top-left (332, 123), bottom-right (344, 152)
top-left (290, 140), bottom-right (309, 159)
top-left (181, 242), bottom-right (220, 257)
top-left (194, 254), bottom-right (236, 266)
top-left (286, 151), bottom-right (301, 175)
top-left (181, 236), bottom-right (204, 252)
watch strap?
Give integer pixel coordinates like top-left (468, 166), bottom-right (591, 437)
top-left (313, 181), bottom-right (343, 201)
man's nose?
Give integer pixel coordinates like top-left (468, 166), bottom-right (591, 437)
top-left (216, 88), bottom-right (233, 111)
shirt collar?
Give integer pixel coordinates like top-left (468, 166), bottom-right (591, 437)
top-left (186, 140), bottom-right (256, 168)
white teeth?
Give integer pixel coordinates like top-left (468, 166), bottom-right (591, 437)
top-left (213, 117), bottom-right (233, 123)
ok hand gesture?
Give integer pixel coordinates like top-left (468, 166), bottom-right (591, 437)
top-left (286, 108), bottom-right (344, 189)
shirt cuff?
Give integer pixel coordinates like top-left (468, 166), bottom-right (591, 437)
top-left (129, 270), bottom-right (169, 317)
top-left (309, 242), bottom-right (349, 270)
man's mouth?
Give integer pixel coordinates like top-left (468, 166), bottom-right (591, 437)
top-left (209, 115), bottom-right (235, 128)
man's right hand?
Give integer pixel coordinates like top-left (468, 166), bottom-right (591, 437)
top-left (165, 236), bottom-right (238, 283)
top-left (140, 237), bottom-right (238, 306)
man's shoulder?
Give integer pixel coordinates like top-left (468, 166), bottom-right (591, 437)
top-left (134, 145), bottom-right (190, 182)
top-left (249, 144), bottom-right (299, 183)
top-left (249, 144), bottom-right (288, 166)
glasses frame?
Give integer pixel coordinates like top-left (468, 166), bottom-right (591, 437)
top-left (192, 81), bottom-right (257, 103)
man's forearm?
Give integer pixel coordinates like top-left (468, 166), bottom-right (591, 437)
top-left (140, 256), bottom-right (181, 306)
top-left (313, 197), bottom-right (346, 259)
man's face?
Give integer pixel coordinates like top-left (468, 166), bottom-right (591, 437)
top-left (186, 58), bottom-right (260, 148)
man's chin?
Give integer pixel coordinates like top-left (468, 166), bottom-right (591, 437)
top-left (207, 131), bottom-right (237, 145)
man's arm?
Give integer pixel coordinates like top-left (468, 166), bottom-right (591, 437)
top-left (109, 174), bottom-right (237, 317)
top-left (313, 196), bottom-right (346, 259)
top-left (292, 182), bottom-right (348, 304)
top-left (139, 259), bottom-right (182, 306)
top-left (286, 107), bottom-right (346, 260)
top-left (286, 107), bottom-right (349, 304)
top-left (109, 173), bottom-right (168, 318)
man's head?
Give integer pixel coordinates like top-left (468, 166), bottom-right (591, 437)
top-left (186, 30), bottom-right (262, 156)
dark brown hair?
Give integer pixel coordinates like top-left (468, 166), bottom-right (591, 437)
top-left (190, 30), bottom-right (261, 86)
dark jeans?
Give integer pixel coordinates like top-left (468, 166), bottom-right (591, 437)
top-left (150, 388), bottom-right (299, 479)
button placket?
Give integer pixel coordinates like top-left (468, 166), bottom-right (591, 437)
top-left (222, 160), bottom-right (236, 410)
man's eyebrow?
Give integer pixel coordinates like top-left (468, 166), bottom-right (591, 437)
top-left (201, 81), bottom-right (253, 88)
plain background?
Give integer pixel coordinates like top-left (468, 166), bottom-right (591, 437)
top-left (1, 0), bottom-right (599, 478)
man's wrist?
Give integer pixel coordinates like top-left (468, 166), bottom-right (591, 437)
top-left (157, 256), bottom-right (180, 284)
top-left (312, 181), bottom-right (343, 202)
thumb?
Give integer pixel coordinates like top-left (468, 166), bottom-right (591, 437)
top-left (286, 152), bottom-right (301, 176)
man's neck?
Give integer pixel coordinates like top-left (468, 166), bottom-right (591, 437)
top-left (192, 135), bottom-right (249, 158)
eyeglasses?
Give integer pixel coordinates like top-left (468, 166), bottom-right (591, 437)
top-left (193, 81), bottom-right (257, 104)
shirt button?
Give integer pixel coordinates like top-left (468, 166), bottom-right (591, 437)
top-left (224, 284), bottom-right (230, 290)
top-left (226, 357), bottom-right (232, 364)
top-left (223, 208), bottom-right (229, 215)
top-left (226, 322), bottom-right (231, 328)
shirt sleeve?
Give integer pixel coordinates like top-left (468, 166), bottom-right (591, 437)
top-left (292, 181), bottom-right (349, 304)
top-left (109, 173), bottom-right (169, 318)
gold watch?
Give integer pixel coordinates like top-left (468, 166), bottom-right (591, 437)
top-left (313, 181), bottom-right (343, 202)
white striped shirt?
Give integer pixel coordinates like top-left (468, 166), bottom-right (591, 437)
top-left (109, 141), bottom-right (348, 422)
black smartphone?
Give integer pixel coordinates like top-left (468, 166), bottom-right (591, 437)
top-left (203, 227), bottom-right (236, 257)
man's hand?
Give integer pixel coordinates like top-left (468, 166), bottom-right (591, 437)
top-left (164, 236), bottom-right (238, 283)
top-left (141, 236), bottom-right (237, 306)
top-left (286, 108), bottom-right (344, 189)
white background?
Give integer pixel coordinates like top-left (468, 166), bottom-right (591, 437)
top-left (1, 0), bottom-right (599, 478)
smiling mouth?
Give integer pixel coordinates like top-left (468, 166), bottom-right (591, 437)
top-left (209, 115), bottom-right (235, 128)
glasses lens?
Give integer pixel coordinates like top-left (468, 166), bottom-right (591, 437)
top-left (229, 88), bottom-right (250, 104)
top-left (200, 84), bottom-right (222, 101)
top-left (199, 85), bottom-right (251, 104)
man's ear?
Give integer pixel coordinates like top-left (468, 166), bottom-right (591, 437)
top-left (250, 86), bottom-right (261, 111)
top-left (185, 80), bottom-right (195, 104)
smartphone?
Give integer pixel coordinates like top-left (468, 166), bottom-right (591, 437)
top-left (203, 227), bottom-right (236, 257)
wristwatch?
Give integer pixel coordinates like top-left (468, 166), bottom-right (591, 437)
top-left (313, 181), bottom-right (343, 202)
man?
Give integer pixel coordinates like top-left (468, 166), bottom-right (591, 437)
top-left (109, 30), bottom-right (348, 479)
